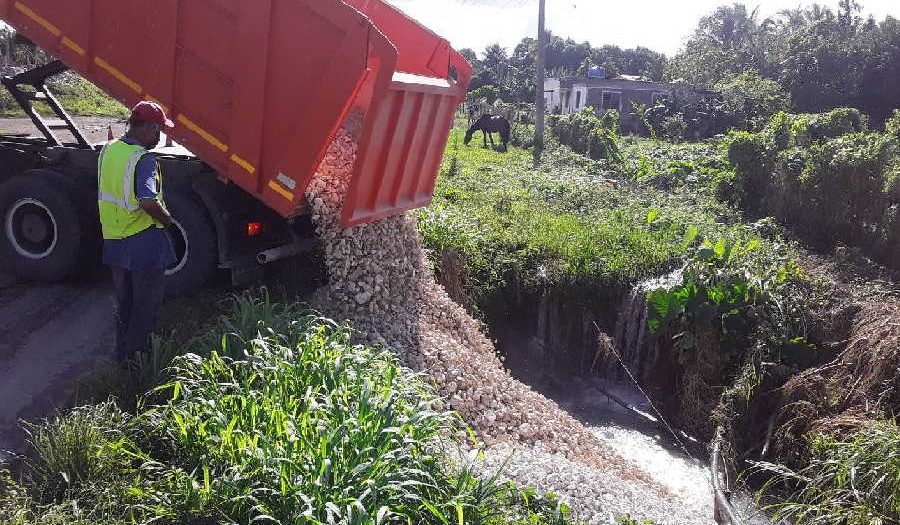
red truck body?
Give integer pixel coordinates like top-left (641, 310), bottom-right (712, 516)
top-left (0, 0), bottom-right (471, 226)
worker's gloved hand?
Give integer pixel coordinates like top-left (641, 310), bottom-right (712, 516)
top-left (162, 221), bottom-right (179, 240)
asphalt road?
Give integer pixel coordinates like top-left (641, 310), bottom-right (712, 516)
top-left (0, 270), bottom-right (115, 458)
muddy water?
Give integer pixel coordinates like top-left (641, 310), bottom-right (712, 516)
top-left (563, 377), bottom-right (770, 524)
top-left (498, 332), bottom-right (771, 525)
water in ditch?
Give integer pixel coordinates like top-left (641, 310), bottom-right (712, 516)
top-left (497, 270), bottom-right (772, 524)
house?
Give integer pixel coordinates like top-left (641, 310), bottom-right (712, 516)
top-left (544, 74), bottom-right (675, 134)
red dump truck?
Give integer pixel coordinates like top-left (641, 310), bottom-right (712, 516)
top-left (0, 0), bottom-right (471, 294)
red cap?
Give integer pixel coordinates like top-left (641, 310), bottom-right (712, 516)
top-left (131, 101), bottom-right (174, 130)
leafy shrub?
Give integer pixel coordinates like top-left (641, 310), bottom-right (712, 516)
top-left (884, 164), bottom-right (900, 203)
top-left (764, 108), bottom-right (868, 148)
top-left (629, 101), bottom-right (656, 139)
top-left (548, 107), bottom-right (623, 163)
top-left (726, 131), bottom-right (776, 212)
top-left (805, 108), bottom-right (867, 141)
top-left (714, 71), bottom-right (792, 132)
top-left (659, 113), bottom-right (687, 142)
top-left (599, 108), bottom-right (620, 131)
top-left (510, 122), bottom-right (535, 148)
top-left (886, 109), bottom-right (900, 140)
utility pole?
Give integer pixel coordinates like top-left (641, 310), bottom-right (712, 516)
top-left (533, 0), bottom-right (546, 165)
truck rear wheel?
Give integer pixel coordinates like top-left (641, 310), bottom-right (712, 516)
top-left (163, 190), bottom-right (218, 296)
top-left (0, 171), bottom-right (95, 282)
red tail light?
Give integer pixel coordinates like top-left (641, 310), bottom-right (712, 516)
top-left (246, 221), bottom-right (263, 237)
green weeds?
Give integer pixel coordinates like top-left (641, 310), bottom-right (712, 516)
top-left (753, 421), bottom-right (900, 524)
top-left (1, 292), bottom-right (581, 525)
top-left (419, 129), bottom-right (750, 305)
top-left (0, 75), bottom-right (126, 118)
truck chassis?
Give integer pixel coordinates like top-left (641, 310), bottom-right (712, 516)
top-left (0, 61), bottom-right (315, 295)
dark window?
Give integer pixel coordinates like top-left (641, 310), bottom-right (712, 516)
top-left (601, 91), bottom-right (621, 112)
top-left (575, 90), bottom-right (582, 109)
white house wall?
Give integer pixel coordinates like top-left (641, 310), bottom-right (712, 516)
top-left (570, 85), bottom-right (588, 113)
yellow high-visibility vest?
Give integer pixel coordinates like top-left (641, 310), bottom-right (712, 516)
top-left (97, 139), bottom-right (165, 240)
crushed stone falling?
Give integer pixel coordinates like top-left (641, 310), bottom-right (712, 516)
top-left (305, 129), bottom-right (713, 525)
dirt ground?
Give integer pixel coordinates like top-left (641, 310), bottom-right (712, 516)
top-left (0, 115), bottom-right (126, 143)
top-left (0, 116), bottom-right (125, 459)
top-left (0, 270), bottom-right (114, 459)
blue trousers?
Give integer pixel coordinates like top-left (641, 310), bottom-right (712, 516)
top-left (111, 266), bottom-right (165, 361)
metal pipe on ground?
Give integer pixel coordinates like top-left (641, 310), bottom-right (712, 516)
top-left (257, 242), bottom-right (309, 265)
top-left (711, 426), bottom-right (745, 525)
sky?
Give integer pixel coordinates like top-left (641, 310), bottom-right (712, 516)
top-left (386, 0), bottom-right (899, 56)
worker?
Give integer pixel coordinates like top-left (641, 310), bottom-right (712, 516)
top-left (97, 101), bottom-right (175, 362)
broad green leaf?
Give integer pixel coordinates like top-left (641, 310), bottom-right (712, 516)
top-left (745, 238), bottom-right (761, 253)
top-left (714, 238), bottom-right (727, 260)
top-left (683, 225), bottom-right (700, 247)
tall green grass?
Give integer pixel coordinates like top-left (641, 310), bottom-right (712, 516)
top-left (754, 421), bottom-right (900, 524)
top-left (1, 293), bottom-right (580, 525)
top-left (418, 129), bottom-right (751, 302)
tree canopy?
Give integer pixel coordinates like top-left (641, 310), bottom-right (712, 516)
top-left (463, 2), bottom-right (898, 128)
top-left (667, 2), bottom-right (900, 125)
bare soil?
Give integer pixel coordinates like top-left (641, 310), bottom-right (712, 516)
top-left (0, 116), bottom-right (126, 143)
top-left (0, 116), bottom-right (124, 458)
top-left (0, 271), bottom-right (114, 459)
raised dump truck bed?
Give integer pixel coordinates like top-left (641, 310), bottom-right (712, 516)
top-left (0, 0), bottom-right (471, 292)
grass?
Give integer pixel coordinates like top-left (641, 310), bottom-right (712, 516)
top-left (418, 129), bottom-right (768, 307)
top-left (1, 292), bottom-right (582, 525)
top-left (0, 75), bottom-right (127, 118)
top-left (753, 420), bottom-right (900, 524)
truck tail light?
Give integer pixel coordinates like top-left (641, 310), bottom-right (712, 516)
top-left (246, 221), bottom-right (263, 237)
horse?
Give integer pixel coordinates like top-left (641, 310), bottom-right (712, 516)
top-left (464, 114), bottom-right (510, 152)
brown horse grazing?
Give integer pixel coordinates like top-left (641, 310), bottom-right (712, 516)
top-left (464, 114), bottom-right (510, 152)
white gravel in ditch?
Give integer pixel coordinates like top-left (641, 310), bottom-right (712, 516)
top-left (304, 128), bottom-right (717, 524)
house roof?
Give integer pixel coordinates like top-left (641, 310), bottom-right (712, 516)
top-left (557, 76), bottom-right (673, 91)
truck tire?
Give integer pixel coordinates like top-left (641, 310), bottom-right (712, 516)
top-left (0, 170), bottom-right (94, 282)
top-left (163, 190), bottom-right (217, 296)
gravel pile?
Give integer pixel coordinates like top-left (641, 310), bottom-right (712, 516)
top-left (305, 129), bottom-right (710, 524)
top-left (476, 444), bottom-right (713, 525)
